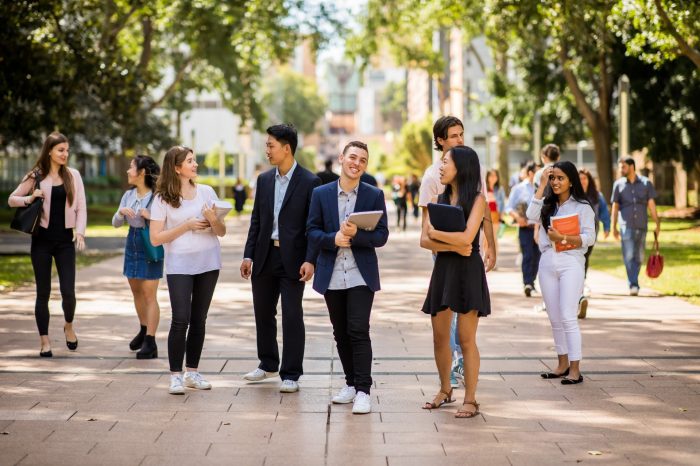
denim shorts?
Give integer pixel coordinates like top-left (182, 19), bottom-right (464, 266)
top-left (123, 227), bottom-right (163, 280)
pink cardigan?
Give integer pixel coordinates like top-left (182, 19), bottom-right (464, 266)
top-left (8, 167), bottom-right (87, 236)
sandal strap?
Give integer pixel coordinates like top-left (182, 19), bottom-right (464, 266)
top-left (463, 400), bottom-right (479, 409)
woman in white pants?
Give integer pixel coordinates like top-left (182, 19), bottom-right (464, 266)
top-left (527, 161), bottom-right (595, 385)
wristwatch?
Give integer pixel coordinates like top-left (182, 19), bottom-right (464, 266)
top-left (561, 235), bottom-right (568, 245)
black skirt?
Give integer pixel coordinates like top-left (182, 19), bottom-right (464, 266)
top-left (422, 250), bottom-right (491, 317)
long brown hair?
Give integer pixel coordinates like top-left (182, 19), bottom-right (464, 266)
top-left (28, 132), bottom-right (75, 205)
top-left (157, 146), bottom-right (194, 208)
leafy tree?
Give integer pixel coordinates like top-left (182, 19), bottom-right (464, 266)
top-left (262, 67), bottom-right (327, 134)
top-left (386, 117), bottom-right (433, 177)
top-left (610, 0), bottom-right (700, 69)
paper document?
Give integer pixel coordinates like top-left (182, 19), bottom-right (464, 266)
top-left (194, 200), bottom-right (232, 233)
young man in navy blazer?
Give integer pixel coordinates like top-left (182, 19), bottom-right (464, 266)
top-left (306, 141), bottom-right (389, 414)
top-left (241, 124), bottom-right (321, 393)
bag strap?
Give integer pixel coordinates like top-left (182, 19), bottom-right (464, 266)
top-left (653, 231), bottom-right (660, 254)
top-left (143, 192), bottom-right (155, 227)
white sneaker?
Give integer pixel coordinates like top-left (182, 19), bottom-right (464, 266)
top-left (169, 374), bottom-right (185, 395)
top-left (243, 368), bottom-right (279, 382)
top-left (352, 391), bottom-right (371, 414)
top-left (332, 385), bottom-right (356, 404)
top-left (279, 379), bottom-right (299, 393)
top-left (630, 286), bottom-right (640, 296)
top-left (184, 371), bottom-right (212, 390)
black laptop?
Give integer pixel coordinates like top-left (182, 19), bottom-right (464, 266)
top-left (427, 203), bottom-right (466, 232)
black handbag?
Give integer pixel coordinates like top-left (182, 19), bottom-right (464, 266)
top-left (10, 172), bottom-right (43, 235)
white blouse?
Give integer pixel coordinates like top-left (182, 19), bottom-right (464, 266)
top-left (150, 184), bottom-right (222, 275)
top-left (526, 196), bottom-right (596, 260)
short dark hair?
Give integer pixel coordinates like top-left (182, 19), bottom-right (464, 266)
top-left (342, 140), bottom-right (369, 155)
top-left (433, 116), bottom-right (463, 151)
top-left (541, 143), bottom-right (560, 162)
top-left (619, 156), bottom-right (635, 168)
top-left (266, 124), bottom-right (298, 155)
top-left (525, 161), bottom-right (537, 174)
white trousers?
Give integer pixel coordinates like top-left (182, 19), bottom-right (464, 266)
top-left (538, 250), bottom-right (584, 361)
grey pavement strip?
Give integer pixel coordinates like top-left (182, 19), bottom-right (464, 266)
top-left (2, 354), bottom-right (699, 360)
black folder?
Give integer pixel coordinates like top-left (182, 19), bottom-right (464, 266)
top-left (427, 203), bottom-right (466, 232)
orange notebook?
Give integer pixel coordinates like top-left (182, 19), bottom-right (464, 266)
top-left (550, 212), bottom-right (580, 252)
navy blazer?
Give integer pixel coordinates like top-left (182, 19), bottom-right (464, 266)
top-left (244, 164), bottom-right (321, 278)
top-left (306, 181), bottom-right (389, 294)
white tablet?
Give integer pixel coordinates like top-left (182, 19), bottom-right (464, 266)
top-left (347, 210), bottom-right (383, 231)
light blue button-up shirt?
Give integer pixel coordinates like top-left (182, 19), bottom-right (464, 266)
top-left (505, 179), bottom-right (536, 225)
top-left (271, 161), bottom-right (297, 241)
top-left (526, 195), bottom-right (596, 259)
top-left (328, 182), bottom-right (366, 290)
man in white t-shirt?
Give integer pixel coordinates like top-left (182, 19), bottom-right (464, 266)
top-left (418, 116), bottom-right (496, 388)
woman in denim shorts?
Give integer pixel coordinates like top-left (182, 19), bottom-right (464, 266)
top-left (112, 155), bottom-right (163, 359)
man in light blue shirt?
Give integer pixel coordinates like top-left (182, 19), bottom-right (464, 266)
top-left (505, 162), bottom-right (540, 296)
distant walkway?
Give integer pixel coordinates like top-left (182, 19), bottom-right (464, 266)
top-left (0, 215), bottom-right (699, 465)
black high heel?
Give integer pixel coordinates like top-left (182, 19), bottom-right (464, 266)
top-left (540, 367), bottom-right (570, 379)
top-left (64, 325), bottom-right (78, 351)
top-left (129, 325), bottom-right (147, 351)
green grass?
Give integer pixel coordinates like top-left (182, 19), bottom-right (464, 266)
top-left (0, 252), bottom-right (119, 292)
top-left (588, 217), bottom-right (700, 305)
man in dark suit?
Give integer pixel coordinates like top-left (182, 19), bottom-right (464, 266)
top-left (306, 141), bottom-right (389, 414)
top-left (316, 159), bottom-right (340, 185)
top-left (240, 124), bottom-right (321, 393)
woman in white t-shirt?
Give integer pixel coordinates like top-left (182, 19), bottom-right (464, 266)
top-left (150, 146), bottom-right (226, 395)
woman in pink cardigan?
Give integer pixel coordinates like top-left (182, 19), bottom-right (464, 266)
top-left (8, 132), bottom-right (87, 357)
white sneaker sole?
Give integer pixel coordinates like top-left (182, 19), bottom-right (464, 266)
top-left (243, 371), bottom-right (279, 382)
top-left (352, 406), bottom-right (371, 414)
top-left (184, 382), bottom-right (212, 390)
top-left (280, 386), bottom-right (299, 393)
top-left (332, 397), bottom-right (355, 404)
top-left (169, 387), bottom-right (185, 395)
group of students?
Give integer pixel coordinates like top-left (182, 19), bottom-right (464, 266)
top-left (10, 119), bottom-right (618, 418)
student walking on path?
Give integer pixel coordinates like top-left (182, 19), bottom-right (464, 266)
top-left (240, 124), bottom-right (321, 393)
top-left (150, 146), bottom-right (226, 394)
top-left (420, 145), bottom-right (491, 419)
top-left (112, 155), bottom-right (163, 358)
top-left (8, 132), bottom-right (86, 357)
top-left (307, 141), bottom-right (389, 414)
top-left (527, 161), bottom-right (595, 385)
top-left (611, 156), bottom-right (660, 296)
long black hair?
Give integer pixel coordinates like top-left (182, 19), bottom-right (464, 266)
top-left (133, 154), bottom-right (160, 190)
top-left (578, 168), bottom-right (599, 207)
top-left (441, 145), bottom-right (482, 218)
top-left (541, 161), bottom-right (592, 229)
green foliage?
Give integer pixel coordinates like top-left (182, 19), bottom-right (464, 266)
top-left (295, 147), bottom-right (317, 172)
top-left (0, 0), bottom-right (339, 154)
top-left (610, 0), bottom-right (700, 67)
top-left (262, 68), bottom-right (327, 134)
top-left (203, 144), bottom-right (236, 171)
top-left (380, 81), bottom-right (407, 131)
top-left (385, 117), bottom-right (433, 177)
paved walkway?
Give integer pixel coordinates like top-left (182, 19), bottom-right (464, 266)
top-left (1, 216), bottom-right (699, 465)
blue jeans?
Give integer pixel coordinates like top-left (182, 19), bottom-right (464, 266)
top-left (620, 226), bottom-right (646, 288)
top-left (518, 226), bottom-right (541, 286)
top-left (449, 313), bottom-right (462, 356)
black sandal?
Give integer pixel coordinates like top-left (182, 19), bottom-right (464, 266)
top-left (540, 367), bottom-right (570, 379)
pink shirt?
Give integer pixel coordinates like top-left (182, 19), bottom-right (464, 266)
top-left (8, 167), bottom-right (87, 235)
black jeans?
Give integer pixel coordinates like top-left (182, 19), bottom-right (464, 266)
top-left (251, 246), bottom-right (306, 381)
top-left (324, 286), bottom-right (375, 394)
top-left (31, 234), bottom-right (76, 335)
top-left (166, 270), bottom-right (219, 372)
top-left (518, 226), bottom-right (541, 287)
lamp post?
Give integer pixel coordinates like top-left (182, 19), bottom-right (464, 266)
top-left (532, 111), bottom-right (541, 162)
top-left (618, 75), bottom-right (630, 159)
top-left (577, 140), bottom-right (588, 169)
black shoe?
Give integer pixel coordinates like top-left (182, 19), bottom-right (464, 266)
top-left (64, 325), bottom-right (78, 351)
top-left (540, 367), bottom-right (570, 379)
top-left (39, 348), bottom-right (53, 357)
top-left (561, 375), bottom-right (584, 385)
top-left (524, 284), bottom-right (534, 297)
top-left (129, 325), bottom-right (147, 351)
top-left (136, 335), bottom-right (158, 359)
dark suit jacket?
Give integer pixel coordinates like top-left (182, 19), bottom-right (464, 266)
top-left (244, 164), bottom-right (321, 278)
top-left (306, 181), bottom-right (389, 294)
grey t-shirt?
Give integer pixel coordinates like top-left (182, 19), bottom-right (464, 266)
top-left (611, 175), bottom-right (657, 230)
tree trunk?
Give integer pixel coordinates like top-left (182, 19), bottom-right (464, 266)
top-left (591, 123), bottom-right (614, 200)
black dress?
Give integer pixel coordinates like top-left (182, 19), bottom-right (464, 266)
top-left (421, 195), bottom-right (491, 317)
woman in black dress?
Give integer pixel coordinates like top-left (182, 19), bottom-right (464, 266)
top-left (420, 145), bottom-right (491, 418)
